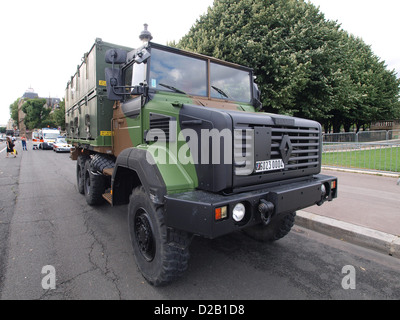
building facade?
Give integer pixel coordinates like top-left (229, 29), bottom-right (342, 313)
top-left (370, 120), bottom-right (400, 131)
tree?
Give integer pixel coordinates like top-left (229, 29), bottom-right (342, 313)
top-left (21, 98), bottom-right (51, 130)
top-left (52, 99), bottom-right (66, 130)
top-left (9, 99), bottom-right (20, 124)
top-left (329, 33), bottom-right (400, 132)
top-left (175, 0), bottom-right (400, 132)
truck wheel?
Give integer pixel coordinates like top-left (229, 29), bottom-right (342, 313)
top-left (76, 155), bottom-right (89, 194)
top-left (83, 160), bottom-right (105, 205)
top-left (243, 212), bottom-right (296, 242)
top-left (128, 187), bottom-right (190, 286)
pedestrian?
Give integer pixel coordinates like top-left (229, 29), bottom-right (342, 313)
top-left (6, 137), bottom-right (16, 158)
top-left (21, 135), bottom-right (27, 151)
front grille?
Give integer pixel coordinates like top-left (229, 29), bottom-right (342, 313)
top-left (270, 126), bottom-right (320, 171)
top-left (234, 125), bottom-right (320, 175)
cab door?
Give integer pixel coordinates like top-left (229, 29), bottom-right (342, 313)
top-left (112, 63), bottom-right (144, 156)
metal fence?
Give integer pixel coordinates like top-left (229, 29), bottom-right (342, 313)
top-left (322, 130), bottom-right (400, 173)
top-left (323, 130), bottom-right (400, 143)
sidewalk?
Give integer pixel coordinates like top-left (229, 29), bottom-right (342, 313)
top-left (295, 168), bottom-right (400, 258)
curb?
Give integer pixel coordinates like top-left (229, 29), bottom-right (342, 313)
top-left (322, 166), bottom-right (400, 178)
top-left (295, 211), bottom-right (400, 259)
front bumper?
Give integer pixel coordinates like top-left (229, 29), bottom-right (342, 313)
top-left (164, 174), bottom-right (337, 239)
top-left (42, 142), bottom-right (54, 149)
top-left (55, 147), bottom-right (71, 152)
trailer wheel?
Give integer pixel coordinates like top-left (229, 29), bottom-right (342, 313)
top-left (76, 155), bottom-right (89, 194)
top-left (243, 211), bottom-right (296, 242)
top-left (128, 187), bottom-right (190, 286)
top-left (83, 160), bottom-right (105, 205)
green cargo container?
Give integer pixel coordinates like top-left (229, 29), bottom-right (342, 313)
top-left (65, 38), bottom-right (132, 149)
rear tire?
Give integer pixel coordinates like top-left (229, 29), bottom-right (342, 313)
top-left (76, 155), bottom-right (89, 194)
top-left (243, 212), bottom-right (296, 242)
top-left (83, 160), bottom-right (105, 205)
top-left (128, 187), bottom-right (190, 286)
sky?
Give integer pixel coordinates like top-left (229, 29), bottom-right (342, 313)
top-left (1, 0), bottom-right (399, 126)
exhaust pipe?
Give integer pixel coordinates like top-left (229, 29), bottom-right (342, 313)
top-left (258, 199), bottom-right (275, 225)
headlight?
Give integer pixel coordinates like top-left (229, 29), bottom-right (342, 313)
top-left (232, 203), bottom-right (245, 222)
top-left (321, 183), bottom-right (326, 198)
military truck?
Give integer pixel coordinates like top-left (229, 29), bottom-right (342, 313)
top-left (65, 25), bottom-right (337, 286)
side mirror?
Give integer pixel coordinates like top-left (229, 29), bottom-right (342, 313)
top-left (252, 83), bottom-right (262, 110)
top-left (105, 67), bottom-right (123, 101)
top-left (105, 49), bottom-right (127, 64)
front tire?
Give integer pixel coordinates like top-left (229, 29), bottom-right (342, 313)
top-left (243, 211), bottom-right (296, 242)
top-left (128, 187), bottom-right (190, 286)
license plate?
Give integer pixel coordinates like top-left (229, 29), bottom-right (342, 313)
top-left (255, 159), bottom-right (285, 173)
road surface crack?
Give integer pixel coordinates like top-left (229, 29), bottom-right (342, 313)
top-left (83, 208), bottom-right (122, 299)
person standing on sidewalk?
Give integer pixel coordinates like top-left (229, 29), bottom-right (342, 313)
top-left (21, 135), bottom-right (27, 151)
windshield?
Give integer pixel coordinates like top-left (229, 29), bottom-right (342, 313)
top-left (56, 138), bottom-right (67, 143)
top-left (149, 46), bottom-right (252, 103)
top-left (149, 48), bottom-right (207, 96)
top-left (43, 133), bottom-right (59, 139)
top-left (210, 62), bottom-right (251, 103)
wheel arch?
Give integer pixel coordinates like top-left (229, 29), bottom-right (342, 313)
top-left (111, 147), bottom-right (167, 206)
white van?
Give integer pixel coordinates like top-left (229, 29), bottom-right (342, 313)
top-left (40, 128), bottom-right (60, 150)
top-left (32, 130), bottom-right (42, 150)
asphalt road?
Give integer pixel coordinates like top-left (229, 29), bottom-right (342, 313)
top-left (0, 140), bottom-right (399, 300)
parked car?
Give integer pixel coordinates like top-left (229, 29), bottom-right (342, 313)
top-left (52, 137), bottom-right (72, 153)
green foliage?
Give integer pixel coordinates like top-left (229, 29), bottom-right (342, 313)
top-left (9, 99), bottom-right (20, 124)
top-left (176, 0), bottom-right (400, 132)
top-left (21, 98), bottom-right (51, 130)
top-left (52, 99), bottom-right (66, 130)
top-left (10, 97), bottom-right (65, 131)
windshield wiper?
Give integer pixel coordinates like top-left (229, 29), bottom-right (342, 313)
top-left (159, 83), bottom-right (186, 94)
top-left (211, 86), bottom-right (229, 99)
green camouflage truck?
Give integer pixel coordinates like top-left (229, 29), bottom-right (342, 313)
top-left (65, 25), bottom-right (337, 286)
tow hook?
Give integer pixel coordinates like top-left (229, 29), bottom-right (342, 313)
top-left (258, 199), bottom-right (275, 225)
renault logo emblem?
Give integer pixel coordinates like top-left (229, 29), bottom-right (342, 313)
top-left (279, 135), bottom-right (292, 164)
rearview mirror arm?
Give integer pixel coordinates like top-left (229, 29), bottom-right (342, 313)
top-left (111, 84), bottom-right (148, 97)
